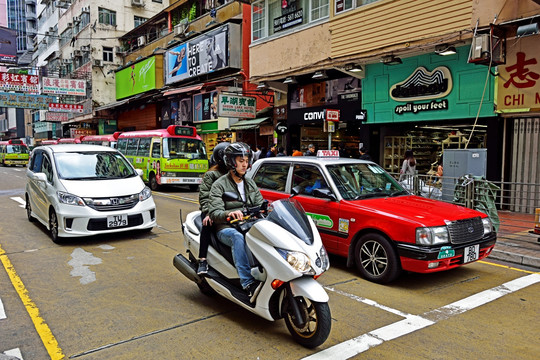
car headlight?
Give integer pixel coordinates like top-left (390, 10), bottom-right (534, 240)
top-left (416, 226), bottom-right (449, 245)
top-left (139, 186), bottom-right (152, 201)
top-left (482, 217), bottom-right (493, 235)
top-left (276, 248), bottom-right (313, 274)
top-left (57, 191), bottom-right (85, 206)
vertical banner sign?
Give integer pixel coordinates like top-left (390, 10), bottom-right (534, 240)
top-left (496, 35), bottom-right (540, 111)
top-left (0, 72), bottom-right (40, 94)
top-left (165, 25), bottom-right (229, 85)
top-left (42, 77), bottom-right (86, 96)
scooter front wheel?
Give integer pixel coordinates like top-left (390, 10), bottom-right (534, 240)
top-left (284, 297), bottom-right (331, 348)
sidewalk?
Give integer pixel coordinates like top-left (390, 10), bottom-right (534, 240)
top-left (488, 210), bottom-right (540, 269)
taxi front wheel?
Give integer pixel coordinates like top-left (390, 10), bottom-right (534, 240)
top-left (355, 233), bottom-right (401, 284)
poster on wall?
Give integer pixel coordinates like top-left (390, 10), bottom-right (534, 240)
top-left (165, 26), bottom-right (228, 85)
top-left (193, 92), bottom-right (218, 122)
top-left (178, 98), bottom-right (192, 124)
top-left (290, 77), bottom-right (360, 109)
top-left (0, 27), bottom-right (17, 64)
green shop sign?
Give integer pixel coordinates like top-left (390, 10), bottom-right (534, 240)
top-left (363, 46), bottom-right (495, 123)
top-left (116, 57), bottom-right (157, 100)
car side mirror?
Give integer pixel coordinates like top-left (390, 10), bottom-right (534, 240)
top-left (135, 169), bottom-right (144, 177)
top-left (313, 188), bottom-right (337, 201)
top-left (223, 191), bottom-right (241, 202)
top-left (32, 172), bottom-right (48, 182)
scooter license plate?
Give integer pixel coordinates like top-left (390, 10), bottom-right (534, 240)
top-left (107, 214), bottom-right (128, 228)
top-left (463, 244), bottom-right (480, 263)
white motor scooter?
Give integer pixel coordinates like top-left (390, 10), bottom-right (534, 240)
top-left (173, 188), bottom-right (331, 348)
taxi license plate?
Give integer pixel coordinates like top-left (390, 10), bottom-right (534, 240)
top-left (107, 214), bottom-right (128, 228)
top-left (463, 244), bottom-right (480, 263)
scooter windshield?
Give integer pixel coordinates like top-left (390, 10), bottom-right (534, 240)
top-left (266, 199), bottom-right (314, 245)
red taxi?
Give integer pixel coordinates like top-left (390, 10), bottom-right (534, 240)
top-left (247, 151), bottom-right (496, 283)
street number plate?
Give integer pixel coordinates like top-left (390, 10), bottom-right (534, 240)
top-left (107, 214), bottom-right (128, 228)
top-left (463, 244), bottom-right (480, 263)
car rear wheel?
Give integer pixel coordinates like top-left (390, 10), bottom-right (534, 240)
top-left (49, 208), bottom-right (62, 244)
top-left (25, 194), bottom-right (34, 222)
top-left (355, 233), bottom-right (401, 284)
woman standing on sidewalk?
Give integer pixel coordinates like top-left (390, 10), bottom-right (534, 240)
top-left (399, 150), bottom-right (416, 182)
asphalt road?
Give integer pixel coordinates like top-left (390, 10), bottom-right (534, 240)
top-left (0, 166), bottom-right (539, 360)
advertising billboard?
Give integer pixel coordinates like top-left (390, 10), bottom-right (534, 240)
top-left (116, 56), bottom-right (157, 100)
top-left (0, 27), bottom-right (17, 64)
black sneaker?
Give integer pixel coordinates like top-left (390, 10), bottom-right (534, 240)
top-left (245, 281), bottom-right (263, 303)
top-left (197, 260), bottom-right (208, 275)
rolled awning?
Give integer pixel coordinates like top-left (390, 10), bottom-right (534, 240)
top-left (230, 117), bottom-right (270, 130)
top-left (163, 84), bottom-right (203, 97)
top-left (95, 99), bottom-right (129, 112)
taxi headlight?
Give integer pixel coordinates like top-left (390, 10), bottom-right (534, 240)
top-left (139, 186), bottom-right (152, 201)
top-left (276, 248), bottom-right (312, 274)
top-left (482, 217), bottom-right (493, 235)
top-left (57, 191), bottom-right (85, 206)
top-left (416, 226), bottom-right (449, 245)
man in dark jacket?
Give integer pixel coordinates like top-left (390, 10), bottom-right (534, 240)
top-left (304, 144), bottom-right (316, 156)
top-left (208, 142), bottom-right (264, 302)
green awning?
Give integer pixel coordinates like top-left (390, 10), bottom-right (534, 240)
top-left (196, 121), bottom-right (219, 134)
top-left (230, 117), bottom-right (270, 130)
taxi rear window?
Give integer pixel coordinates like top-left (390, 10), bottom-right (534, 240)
top-left (253, 163), bottom-right (289, 192)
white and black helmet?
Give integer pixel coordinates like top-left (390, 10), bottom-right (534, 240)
top-left (224, 142), bottom-right (253, 171)
top-left (210, 141), bottom-right (230, 167)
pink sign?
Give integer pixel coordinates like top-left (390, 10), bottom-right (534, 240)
top-left (49, 103), bottom-right (84, 113)
top-left (0, 71), bottom-right (40, 94)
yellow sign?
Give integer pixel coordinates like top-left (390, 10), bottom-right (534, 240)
top-left (497, 35), bottom-right (540, 111)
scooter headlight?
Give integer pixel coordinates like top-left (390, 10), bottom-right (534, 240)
top-left (276, 248), bottom-right (312, 274)
top-left (317, 245), bottom-right (330, 271)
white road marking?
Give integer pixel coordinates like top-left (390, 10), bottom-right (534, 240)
top-left (0, 297), bottom-right (6, 319)
top-left (68, 248), bottom-right (102, 285)
top-left (3, 348), bottom-right (23, 359)
top-left (9, 196), bottom-right (25, 208)
top-left (305, 273), bottom-right (540, 360)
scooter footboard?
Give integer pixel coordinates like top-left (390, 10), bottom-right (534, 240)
top-left (289, 277), bottom-right (329, 302)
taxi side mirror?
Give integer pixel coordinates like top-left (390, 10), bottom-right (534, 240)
top-left (313, 188), bottom-right (337, 201)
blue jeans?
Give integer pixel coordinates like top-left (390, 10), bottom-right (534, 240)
top-left (217, 227), bottom-right (254, 289)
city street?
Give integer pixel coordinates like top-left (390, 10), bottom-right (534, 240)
top-left (1, 166), bottom-right (539, 360)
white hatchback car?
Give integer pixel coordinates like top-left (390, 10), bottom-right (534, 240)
top-left (25, 144), bottom-right (156, 243)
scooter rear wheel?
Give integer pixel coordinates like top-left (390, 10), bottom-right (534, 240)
top-left (284, 297), bottom-right (331, 349)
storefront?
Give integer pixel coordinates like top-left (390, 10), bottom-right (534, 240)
top-left (285, 76), bottom-right (364, 157)
top-left (362, 45), bottom-right (501, 178)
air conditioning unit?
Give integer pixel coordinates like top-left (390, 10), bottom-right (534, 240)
top-left (137, 36), bottom-right (146, 46)
top-left (468, 33), bottom-right (505, 65)
top-left (49, 27), bottom-right (54, 33)
top-left (174, 19), bottom-right (189, 36)
top-left (82, 7), bottom-right (90, 13)
top-left (131, 0), bottom-right (144, 7)
top-left (45, 31), bottom-right (50, 36)
top-left (67, 22), bottom-right (72, 28)
top-left (93, 59), bottom-right (103, 67)
top-left (73, 50), bottom-right (82, 57)
top-left (80, 45), bottom-right (90, 52)
top-left (53, 51), bottom-right (61, 58)
top-left (62, 59), bottom-right (71, 64)
top-left (73, 16), bottom-right (80, 24)
top-left (57, 1), bottom-right (69, 9)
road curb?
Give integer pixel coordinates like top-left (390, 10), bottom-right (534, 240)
top-left (489, 249), bottom-right (540, 269)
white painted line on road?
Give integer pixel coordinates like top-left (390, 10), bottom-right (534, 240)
top-left (4, 347), bottom-right (23, 359)
top-left (325, 286), bottom-right (413, 318)
top-left (305, 273), bottom-right (540, 360)
top-left (0, 297), bottom-right (6, 319)
top-left (9, 196), bottom-right (25, 208)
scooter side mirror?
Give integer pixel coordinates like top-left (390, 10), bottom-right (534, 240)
top-left (223, 191), bottom-right (242, 202)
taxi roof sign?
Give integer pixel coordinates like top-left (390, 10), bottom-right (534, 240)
top-left (317, 150), bottom-right (340, 158)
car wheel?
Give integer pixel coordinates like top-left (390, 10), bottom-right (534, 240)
top-left (49, 208), bottom-right (62, 244)
top-left (355, 233), bottom-right (401, 284)
top-left (149, 173), bottom-right (160, 191)
top-left (25, 194), bottom-right (34, 222)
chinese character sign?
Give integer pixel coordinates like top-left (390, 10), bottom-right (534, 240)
top-left (218, 94), bottom-right (256, 119)
top-left (49, 103), bottom-right (84, 113)
top-left (0, 92), bottom-right (56, 110)
top-left (0, 71), bottom-right (40, 94)
top-left (497, 35), bottom-right (540, 111)
top-left (42, 77), bottom-right (87, 96)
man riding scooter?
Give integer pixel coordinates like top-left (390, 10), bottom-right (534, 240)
top-left (207, 142), bottom-right (265, 302)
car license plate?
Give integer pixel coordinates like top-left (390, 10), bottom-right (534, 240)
top-left (107, 214), bottom-right (128, 228)
top-left (463, 244), bottom-right (480, 263)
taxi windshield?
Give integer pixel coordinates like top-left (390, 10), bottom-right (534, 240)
top-left (266, 199), bottom-right (314, 245)
top-left (327, 163), bottom-right (408, 200)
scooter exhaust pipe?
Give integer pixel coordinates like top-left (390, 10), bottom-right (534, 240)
top-left (173, 254), bottom-right (203, 284)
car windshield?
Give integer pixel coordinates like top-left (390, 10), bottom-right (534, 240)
top-left (54, 151), bottom-right (137, 180)
top-left (327, 163), bottom-right (408, 200)
top-left (163, 138), bottom-right (207, 159)
top-left (7, 145), bottom-right (29, 154)
top-left (266, 199), bottom-right (314, 245)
